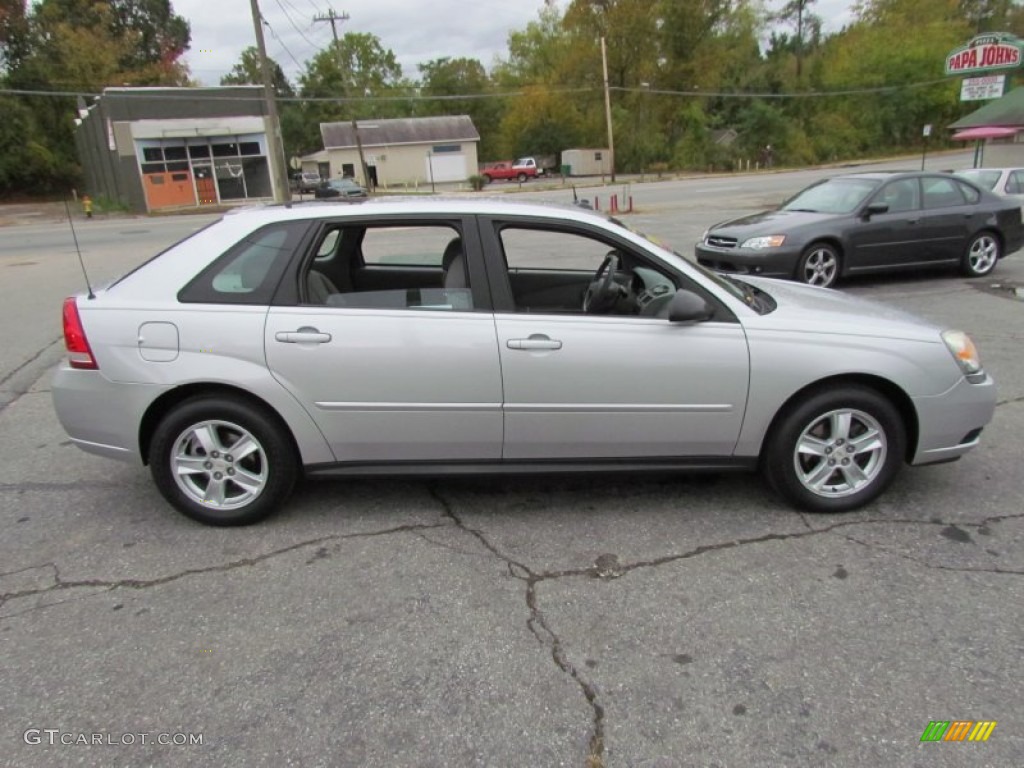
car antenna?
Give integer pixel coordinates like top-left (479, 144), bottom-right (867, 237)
top-left (64, 195), bottom-right (95, 299)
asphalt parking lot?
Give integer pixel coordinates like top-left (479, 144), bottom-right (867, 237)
top-left (2, 170), bottom-right (1023, 767)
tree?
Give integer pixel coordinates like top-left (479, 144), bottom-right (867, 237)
top-left (769, 0), bottom-right (821, 79)
top-left (418, 57), bottom-right (502, 159)
top-left (221, 46), bottom-right (293, 96)
top-left (0, 0), bottom-right (29, 73)
top-left (294, 32), bottom-right (410, 154)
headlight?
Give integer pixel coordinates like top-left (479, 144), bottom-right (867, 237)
top-left (740, 235), bottom-right (786, 249)
top-left (701, 229), bottom-right (709, 242)
top-left (941, 330), bottom-right (983, 375)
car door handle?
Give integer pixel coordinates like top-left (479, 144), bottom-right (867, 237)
top-left (906, 218), bottom-right (920, 224)
top-left (275, 327), bottom-right (332, 344)
top-left (507, 334), bottom-right (562, 351)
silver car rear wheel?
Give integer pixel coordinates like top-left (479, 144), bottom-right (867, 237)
top-left (171, 420), bottom-right (268, 510)
top-left (763, 385), bottom-right (905, 513)
top-left (150, 397), bottom-right (298, 525)
top-left (962, 232), bottom-right (1000, 277)
top-left (797, 243), bottom-right (840, 288)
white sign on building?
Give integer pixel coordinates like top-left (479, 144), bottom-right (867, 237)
top-left (960, 74), bottom-right (1006, 101)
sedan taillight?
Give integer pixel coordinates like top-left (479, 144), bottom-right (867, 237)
top-left (62, 297), bottom-right (98, 370)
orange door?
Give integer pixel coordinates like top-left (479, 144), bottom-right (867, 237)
top-left (142, 171), bottom-right (196, 210)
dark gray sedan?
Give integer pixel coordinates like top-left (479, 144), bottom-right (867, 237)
top-left (314, 177), bottom-right (369, 199)
top-left (696, 171), bottom-right (1023, 287)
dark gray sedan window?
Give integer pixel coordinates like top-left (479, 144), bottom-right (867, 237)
top-left (781, 178), bottom-right (877, 214)
top-left (876, 179), bottom-right (920, 212)
top-left (922, 177), bottom-right (966, 209)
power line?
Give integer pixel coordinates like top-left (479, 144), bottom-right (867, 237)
top-left (274, 0), bottom-right (321, 51)
top-left (264, 18), bottom-right (305, 72)
top-left (0, 77), bottom-right (953, 103)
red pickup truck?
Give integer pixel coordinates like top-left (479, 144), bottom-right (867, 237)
top-left (480, 157), bottom-right (544, 183)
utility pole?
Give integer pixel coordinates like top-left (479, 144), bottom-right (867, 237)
top-left (314, 9), bottom-right (371, 192)
top-left (248, 0), bottom-right (290, 202)
top-left (601, 36), bottom-right (615, 183)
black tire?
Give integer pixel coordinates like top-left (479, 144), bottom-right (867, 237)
top-left (517, 172), bottom-right (528, 183)
top-left (762, 385), bottom-right (905, 513)
top-left (149, 396), bottom-right (298, 526)
top-left (482, 174), bottom-right (492, 184)
top-left (796, 242), bottom-right (841, 288)
top-left (961, 231), bottom-right (1001, 277)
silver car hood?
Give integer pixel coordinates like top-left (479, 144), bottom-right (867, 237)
top-left (736, 276), bottom-right (943, 342)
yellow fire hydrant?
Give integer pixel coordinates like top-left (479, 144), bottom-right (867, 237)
top-left (82, 195), bottom-right (93, 218)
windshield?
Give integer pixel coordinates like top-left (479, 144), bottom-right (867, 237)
top-left (514, 158), bottom-right (532, 166)
top-left (781, 177), bottom-right (879, 214)
top-left (956, 169), bottom-right (1000, 191)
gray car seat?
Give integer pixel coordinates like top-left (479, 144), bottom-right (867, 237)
top-left (441, 237), bottom-right (467, 289)
top-left (307, 269), bottom-right (340, 304)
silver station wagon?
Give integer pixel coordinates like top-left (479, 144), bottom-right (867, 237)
top-left (53, 200), bottom-right (996, 525)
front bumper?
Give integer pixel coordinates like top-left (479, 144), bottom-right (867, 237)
top-left (695, 242), bottom-right (802, 279)
top-left (910, 372), bottom-right (997, 465)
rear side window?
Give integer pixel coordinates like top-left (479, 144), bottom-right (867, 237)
top-left (922, 177), bottom-right (966, 209)
top-left (178, 221), bottom-right (309, 304)
top-left (1006, 171), bottom-right (1024, 194)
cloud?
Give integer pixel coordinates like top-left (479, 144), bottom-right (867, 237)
top-left (178, 0), bottom-right (551, 85)
top-left (179, 0), bottom-right (858, 87)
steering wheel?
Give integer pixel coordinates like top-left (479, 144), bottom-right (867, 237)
top-left (583, 252), bottom-right (625, 313)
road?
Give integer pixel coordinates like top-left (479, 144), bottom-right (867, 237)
top-left (2, 154), bottom-right (1022, 767)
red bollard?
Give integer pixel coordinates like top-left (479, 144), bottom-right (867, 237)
top-left (628, 195), bottom-right (633, 212)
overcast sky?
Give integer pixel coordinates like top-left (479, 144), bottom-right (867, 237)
top-left (177, 0), bottom-right (856, 87)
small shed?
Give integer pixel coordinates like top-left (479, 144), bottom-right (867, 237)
top-left (320, 116), bottom-right (480, 188)
top-left (948, 86), bottom-right (1024, 166)
top-left (560, 148), bottom-right (612, 176)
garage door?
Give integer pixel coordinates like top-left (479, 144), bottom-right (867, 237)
top-left (426, 154), bottom-right (468, 183)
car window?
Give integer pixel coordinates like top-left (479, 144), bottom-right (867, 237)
top-left (781, 178), bottom-right (877, 214)
top-left (361, 226), bottom-right (456, 266)
top-left (1007, 171), bottom-right (1024, 194)
top-left (876, 179), bottom-right (920, 213)
top-left (178, 221), bottom-right (307, 304)
top-left (301, 223), bottom-right (473, 311)
top-left (496, 225), bottom-right (678, 317)
top-left (957, 180), bottom-right (981, 204)
top-left (958, 169), bottom-right (1000, 190)
top-left (922, 177), bottom-right (966, 209)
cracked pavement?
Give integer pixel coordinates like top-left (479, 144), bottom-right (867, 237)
top-left (2, 184), bottom-right (1024, 766)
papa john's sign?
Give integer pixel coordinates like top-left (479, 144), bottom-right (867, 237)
top-left (945, 33), bottom-right (1023, 76)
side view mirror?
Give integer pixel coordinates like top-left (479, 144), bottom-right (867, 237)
top-left (864, 202), bottom-right (889, 218)
top-left (667, 289), bottom-right (714, 324)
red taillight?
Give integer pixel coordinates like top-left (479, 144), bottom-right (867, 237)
top-left (62, 297), bottom-right (98, 370)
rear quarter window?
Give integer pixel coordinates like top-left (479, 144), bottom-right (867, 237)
top-left (178, 221), bottom-right (310, 304)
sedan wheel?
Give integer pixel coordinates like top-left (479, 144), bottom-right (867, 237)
top-left (962, 232), bottom-right (1000, 277)
top-left (797, 243), bottom-right (840, 288)
top-left (150, 397), bottom-right (297, 525)
top-left (763, 386), bottom-right (905, 513)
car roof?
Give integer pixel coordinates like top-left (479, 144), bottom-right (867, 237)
top-left (223, 197), bottom-right (612, 226)
top-left (830, 170), bottom-right (947, 182)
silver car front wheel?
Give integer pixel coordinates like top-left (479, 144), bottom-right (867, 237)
top-left (150, 397), bottom-right (298, 525)
top-left (962, 232), bottom-right (1000, 277)
top-left (797, 243), bottom-right (840, 288)
top-left (763, 385), bottom-right (905, 513)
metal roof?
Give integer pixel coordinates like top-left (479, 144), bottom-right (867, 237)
top-left (949, 86), bottom-right (1024, 129)
top-left (321, 116), bottom-right (480, 149)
